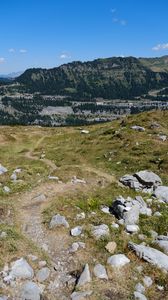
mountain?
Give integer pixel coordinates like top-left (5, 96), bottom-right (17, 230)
top-left (0, 71), bottom-right (23, 79)
top-left (17, 56), bottom-right (168, 100)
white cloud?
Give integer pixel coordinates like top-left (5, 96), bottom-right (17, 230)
top-left (8, 48), bottom-right (15, 53)
top-left (19, 49), bottom-right (27, 53)
top-left (152, 43), bottom-right (168, 51)
top-left (0, 57), bottom-right (5, 63)
top-left (59, 52), bottom-right (71, 59)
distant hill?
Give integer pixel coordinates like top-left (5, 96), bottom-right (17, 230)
top-left (16, 56), bottom-right (168, 100)
top-left (139, 56), bottom-right (168, 72)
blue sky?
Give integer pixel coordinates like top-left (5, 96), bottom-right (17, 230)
top-left (0, 0), bottom-right (168, 73)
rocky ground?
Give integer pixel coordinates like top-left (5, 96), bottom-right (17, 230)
top-left (0, 110), bottom-right (168, 299)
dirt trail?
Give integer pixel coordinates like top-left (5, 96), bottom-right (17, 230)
top-left (18, 136), bottom-right (116, 298)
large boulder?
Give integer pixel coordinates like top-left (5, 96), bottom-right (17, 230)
top-left (10, 258), bottom-right (34, 280)
top-left (134, 171), bottom-right (162, 188)
top-left (120, 170), bottom-right (162, 193)
top-left (129, 242), bottom-right (168, 271)
top-left (153, 186), bottom-right (168, 203)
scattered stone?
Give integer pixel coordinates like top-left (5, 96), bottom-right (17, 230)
top-left (36, 267), bottom-right (50, 282)
top-left (93, 264), bottom-right (108, 280)
top-left (131, 126), bottom-right (145, 132)
top-left (76, 212), bottom-right (86, 220)
top-left (153, 211), bottom-right (162, 217)
top-left (135, 283), bottom-right (145, 294)
top-left (134, 291), bottom-right (147, 300)
top-left (158, 135), bottom-right (167, 142)
top-left (126, 225), bottom-right (140, 234)
top-left (0, 165), bottom-right (7, 175)
top-left (28, 255), bottom-right (38, 262)
top-left (81, 130), bottom-right (89, 134)
top-left (48, 176), bottom-right (59, 180)
top-left (149, 230), bottom-right (158, 239)
top-left (38, 261), bottom-right (47, 268)
top-left (101, 206), bottom-right (110, 214)
top-left (69, 242), bottom-right (85, 253)
top-left (107, 254), bottom-right (130, 268)
top-left (77, 264), bottom-right (91, 287)
top-left (49, 214), bottom-right (69, 229)
top-left (3, 186), bottom-right (10, 193)
top-left (10, 258), bottom-right (34, 280)
top-left (105, 242), bottom-right (117, 254)
top-left (157, 285), bottom-right (164, 291)
top-left (153, 186), bottom-right (168, 203)
top-left (71, 291), bottom-right (92, 300)
top-left (111, 223), bottom-right (119, 229)
top-left (143, 276), bottom-right (153, 288)
top-left (136, 266), bottom-right (143, 273)
top-left (0, 232), bottom-right (7, 239)
top-left (71, 176), bottom-right (86, 184)
top-left (91, 224), bottom-right (109, 240)
top-left (33, 193), bottom-right (46, 202)
top-left (20, 281), bottom-right (41, 300)
top-left (124, 205), bottom-right (140, 225)
top-left (71, 226), bottom-right (82, 237)
top-left (155, 236), bottom-right (168, 254)
top-left (128, 242), bottom-right (168, 271)
top-left (11, 173), bottom-right (17, 181)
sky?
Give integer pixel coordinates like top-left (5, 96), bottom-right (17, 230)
top-left (0, 0), bottom-right (168, 74)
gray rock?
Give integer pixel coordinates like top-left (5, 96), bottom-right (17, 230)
top-left (107, 254), bottom-right (130, 268)
top-left (119, 175), bottom-right (142, 191)
top-left (71, 226), bottom-right (82, 236)
top-left (0, 232), bottom-right (7, 239)
top-left (10, 258), bottom-right (34, 279)
top-left (3, 186), bottom-right (10, 193)
top-left (149, 230), bottom-right (158, 239)
top-left (81, 130), bottom-right (90, 134)
top-left (155, 236), bottom-right (168, 254)
top-left (128, 242), bottom-right (168, 271)
top-left (153, 211), bottom-right (162, 217)
top-left (76, 212), bottom-right (86, 220)
top-left (126, 225), bottom-right (140, 234)
top-left (93, 264), bottom-right (108, 280)
top-left (131, 126), bottom-right (145, 132)
top-left (71, 176), bottom-right (86, 184)
top-left (158, 135), bottom-right (167, 142)
top-left (0, 165), bottom-right (7, 175)
top-left (0, 297), bottom-right (8, 300)
top-left (38, 261), bottom-right (47, 268)
top-left (49, 214), bottom-right (69, 229)
top-left (101, 206), bottom-right (110, 214)
top-left (32, 193), bottom-right (46, 202)
top-left (124, 205), bottom-right (140, 225)
top-left (135, 283), bottom-right (145, 294)
top-left (71, 291), bottom-right (92, 300)
top-left (69, 242), bottom-right (85, 253)
top-left (135, 171), bottom-right (162, 187)
top-left (91, 224), bottom-right (109, 240)
top-left (111, 223), bottom-right (119, 229)
top-left (153, 186), bottom-right (168, 203)
top-left (20, 281), bottom-right (41, 300)
top-left (134, 291), bottom-right (147, 300)
top-left (36, 267), bottom-right (50, 282)
top-left (77, 264), bottom-right (91, 287)
top-left (11, 173), bottom-right (17, 181)
top-left (143, 276), bottom-right (153, 288)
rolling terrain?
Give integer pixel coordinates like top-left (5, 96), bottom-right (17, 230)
top-left (0, 110), bottom-right (168, 299)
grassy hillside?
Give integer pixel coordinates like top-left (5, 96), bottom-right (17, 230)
top-left (0, 110), bottom-right (168, 299)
